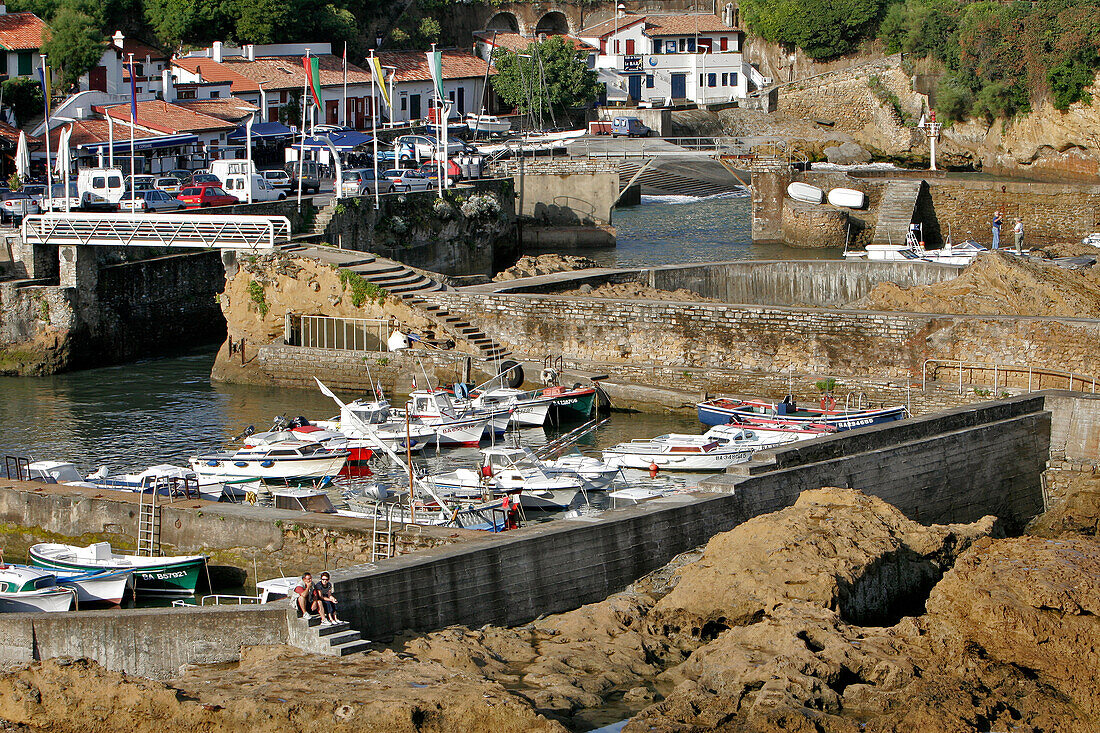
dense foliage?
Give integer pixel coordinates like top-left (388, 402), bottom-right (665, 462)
top-left (1, 77), bottom-right (44, 126)
top-left (741, 0), bottom-right (1100, 119)
top-left (491, 35), bottom-right (601, 118)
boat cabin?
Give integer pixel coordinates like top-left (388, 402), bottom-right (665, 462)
top-left (341, 399), bottom-right (393, 426)
top-left (271, 488), bottom-right (337, 513)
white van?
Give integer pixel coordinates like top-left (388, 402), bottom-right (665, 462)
top-left (220, 172), bottom-right (287, 202)
top-left (77, 168), bottom-right (125, 210)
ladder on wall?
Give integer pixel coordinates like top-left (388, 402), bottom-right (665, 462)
top-left (137, 486), bottom-right (162, 557)
top-left (371, 505), bottom-right (395, 561)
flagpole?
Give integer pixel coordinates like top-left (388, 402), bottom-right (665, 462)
top-left (245, 112), bottom-right (254, 204)
top-left (342, 41), bottom-right (348, 128)
top-left (128, 53), bottom-right (136, 185)
top-left (62, 125), bottom-right (71, 213)
top-left (107, 114), bottom-right (114, 169)
top-left (370, 50), bottom-right (379, 211)
top-left (40, 55), bottom-right (52, 214)
top-left (431, 44), bottom-right (442, 197)
top-left (297, 48), bottom-right (310, 213)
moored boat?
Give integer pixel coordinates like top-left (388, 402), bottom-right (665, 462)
top-left (0, 565), bottom-right (75, 612)
top-left (466, 113), bottom-right (510, 134)
top-left (30, 542), bottom-right (207, 596)
top-left (601, 434), bottom-right (754, 471)
top-left (697, 397), bottom-right (907, 430)
top-left (787, 181), bottom-right (824, 204)
top-left (189, 440), bottom-right (349, 483)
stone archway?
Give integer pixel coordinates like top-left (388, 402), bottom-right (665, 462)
top-left (535, 10), bottom-right (571, 36)
top-left (486, 11), bottom-right (520, 33)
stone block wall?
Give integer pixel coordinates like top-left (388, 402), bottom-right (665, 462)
top-left (782, 201), bottom-right (849, 248)
top-left (428, 292), bottom-right (1100, 383)
top-left (487, 160), bottom-right (619, 226)
top-left (253, 344), bottom-right (475, 393)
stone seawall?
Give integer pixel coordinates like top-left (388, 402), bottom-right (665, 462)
top-left (429, 292), bottom-right (1100, 381)
top-left (331, 393), bottom-right (1051, 640)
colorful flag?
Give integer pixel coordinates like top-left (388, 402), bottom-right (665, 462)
top-left (303, 55), bottom-right (322, 108)
top-left (425, 49), bottom-right (444, 101)
top-left (369, 56), bottom-right (391, 110)
top-left (37, 65), bottom-right (50, 117)
top-left (129, 57), bottom-right (137, 122)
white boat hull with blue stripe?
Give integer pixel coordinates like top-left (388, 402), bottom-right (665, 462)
top-left (697, 397), bottom-right (907, 430)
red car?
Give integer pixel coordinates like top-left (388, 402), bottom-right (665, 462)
top-left (177, 183), bottom-right (239, 208)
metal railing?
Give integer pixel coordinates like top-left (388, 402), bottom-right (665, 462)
top-left (922, 359), bottom-right (1098, 395)
top-left (286, 313), bottom-right (392, 352)
top-left (21, 212), bottom-right (291, 250)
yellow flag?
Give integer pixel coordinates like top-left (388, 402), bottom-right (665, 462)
top-left (369, 56), bottom-right (390, 110)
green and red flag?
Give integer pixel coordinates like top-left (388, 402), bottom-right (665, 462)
top-left (303, 55), bottom-right (322, 108)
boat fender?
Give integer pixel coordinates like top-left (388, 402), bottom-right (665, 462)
top-left (206, 460), bottom-right (220, 467)
top-left (500, 360), bottom-right (524, 389)
top-left (454, 382), bottom-right (469, 400)
top-left (480, 464), bottom-right (493, 478)
top-left (540, 367), bottom-right (558, 386)
top-left (260, 460), bottom-right (275, 468)
top-left (234, 461), bottom-right (249, 467)
top-left (649, 461), bottom-right (659, 478)
top-left (245, 491), bottom-right (257, 505)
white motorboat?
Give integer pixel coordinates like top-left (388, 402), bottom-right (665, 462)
top-left (466, 114), bottom-right (510, 134)
top-left (256, 576), bottom-right (299, 603)
top-left (189, 440), bottom-right (348, 483)
top-left (466, 386), bottom-right (555, 427)
top-left (314, 398), bottom-right (430, 453)
top-left (244, 423), bottom-right (375, 463)
top-left (787, 181), bottom-right (824, 204)
top-left (0, 565), bottom-right (75, 612)
top-left (707, 420), bottom-right (835, 443)
top-left (601, 434), bottom-right (754, 471)
top-left (428, 447), bottom-right (589, 511)
top-left (399, 390), bottom-right (509, 444)
top-left (28, 460), bottom-right (232, 502)
top-left (53, 567), bottom-right (133, 605)
top-left (701, 424), bottom-right (804, 451)
top-left (827, 187), bottom-right (866, 209)
top-left (844, 239), bottom-right (988, 266)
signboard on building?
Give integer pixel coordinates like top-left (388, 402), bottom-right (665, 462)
top-left (623, 55), bottom-right (643, 71)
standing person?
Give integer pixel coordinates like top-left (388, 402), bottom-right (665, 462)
top-left (991, 211), bottom-right (1002, 250)
top-left (314, 571), bottom-right (339, 625)
top-left (1013, 218), bottom-right (1024, 254)
top-left (294, 572), bottom-right (319, 619)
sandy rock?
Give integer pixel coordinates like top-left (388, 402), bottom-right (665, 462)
top-left (567, 282), bottom-right (720, 303)
top-left (653, 488), bottom-right (997, 639)
top-left (493, 254), bottom-right (599, 282)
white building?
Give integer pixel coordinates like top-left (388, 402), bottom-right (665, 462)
top-left (173, 43), bottom-right (376, 130)
top-left (80, 33), bottom-right (169, 98)
top-left (0, 6), bottom-right (49, 82)
top-left (578, 13), bottom-right (753, 105)
top-left (376, 50), bottom-right (494, 124)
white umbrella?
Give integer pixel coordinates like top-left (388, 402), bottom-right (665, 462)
top-left (14, 130), bottom-right (29, 181)
top-left (53, 125), bottom-right (70, 178)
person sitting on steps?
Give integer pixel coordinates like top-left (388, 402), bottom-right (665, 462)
top-left (294, 572), bottom-right (320, 619)
top-left (314, 572), bottom-right (339, 625)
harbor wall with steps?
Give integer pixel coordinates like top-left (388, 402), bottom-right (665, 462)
top-left (426, 291), bottom-right (1100, 382)
top-left (328, 392), bottom-right (1052, 640)
top-left (488, 160), bottom-right (619, 226)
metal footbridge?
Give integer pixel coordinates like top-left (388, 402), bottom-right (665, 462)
top-left (21, 212), bottom-right (291, 250)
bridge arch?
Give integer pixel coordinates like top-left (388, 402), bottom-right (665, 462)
top-left (486, 11), bottom-right (520, 33)
top-left (535, 10), bottom-right (571, 36)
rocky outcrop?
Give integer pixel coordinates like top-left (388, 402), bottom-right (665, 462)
top-left (492, 254), bottom-right (600, 282)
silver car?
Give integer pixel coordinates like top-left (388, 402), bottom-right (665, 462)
top-left (119, 188), bottom-right (187, 213)
top-left (340, 168), bottom-right (395, 196)
top-left (262, 170), bottom-right (292, 189)
top-left (382, 168), bottom-right (431, 192)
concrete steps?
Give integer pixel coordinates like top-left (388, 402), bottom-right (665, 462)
top-left (872, 181), bottom-right (922, 245)
top-left (287, 612), bottom-right (370, 657)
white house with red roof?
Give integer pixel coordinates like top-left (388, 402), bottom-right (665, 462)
top-left (0, 6), bottom-right (50, 81)
top-left (375, 50), bottom-right (494, 123)
top-left (578, 12), bottom-right (757, 105)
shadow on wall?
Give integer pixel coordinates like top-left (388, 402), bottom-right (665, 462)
top-left (532, 195), bottom-right (600, 226)
top-left (914, 181), bottom-right (944, 246)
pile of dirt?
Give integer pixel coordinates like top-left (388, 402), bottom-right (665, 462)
top-left (853, 251), bottom-right (1100, 316)
top-left (568, 281), bottom-right (721, 303)
top-left (492, 254), bottom-right (600, 282)
top-left (4, 488), bottom-right (1100, 733)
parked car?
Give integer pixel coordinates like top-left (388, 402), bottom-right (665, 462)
top-left (190, 172), bottom-right (220, 186)
top-left (168, 169), bottom-right (194, 183)
top-left (0, 191), bottom-right (39, 222)
top-left (339, 168), bottom-right (394, 196)
top-left (220, 172), bottom-right (286, 202)
top-left (284, 160), bottom-right (322, 194)
top-left (381, 168), bottom-right (431, 192)
top-left (611, 116), bottom-right (650, 138)
top-left (126, 174), bottom-right (157, 192)
top-left (177, 183), bottom-right (239, 208)
top-left (41, 182), bottom-right (81, 211)
top-left (77, 168), bottom-right (126, 209)
top-left (120, 188), bottom-right (187, 213)
top-left (417, 159), bottom-right (463, 186)
top-left (312, 124), bottom-right (353, 135)
top-left (394, 134), bottom-right (469, 162)
top-left (153, 176), bottom-right (182, 195)
top-left (262, 170), bottom-right (292, 189)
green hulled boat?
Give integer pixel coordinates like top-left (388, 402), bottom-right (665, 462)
top-left (539, 385), bottom-right (597, 422)
top-left (29, 542), bottom-right (206, 596)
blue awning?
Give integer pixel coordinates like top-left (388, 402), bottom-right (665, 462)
top-left (226, 122), bottom-right (294, 141)
top-left (78, 133), bottom-right (200, 155)
top-left (301, 130), bottom-right (374, 151)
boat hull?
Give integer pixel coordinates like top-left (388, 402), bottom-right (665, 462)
top-left (30, 551), bottom-right (205, 597)
top-left (601, 448), bottom-right (752, 471)
top-left (545, 388), bottom-right (597, 423)
top-left (55, 569), bottom-right (132, 605)
top-left (0, 587), bottom-right (74, 613)
top-left (188, 453), bottom-right (348, 482)
top-left (697, 399), bottom-right (907, 431)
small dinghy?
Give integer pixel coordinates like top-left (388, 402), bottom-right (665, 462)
top-left (0, 565), bottom-right (75, 613)
top-left (827, 187), bottom-right (866, 209)
top-left (601, 434), bottom-right (754, 471)
top-left (786, 182), bottom-right (824, 204)
top-left (466, 114), bottom-right (510, 134)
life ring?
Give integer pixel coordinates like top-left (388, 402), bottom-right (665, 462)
top-left (540, 367), bottom-right (558, 386)
top-left (245, 491), bottom-right (258, 506)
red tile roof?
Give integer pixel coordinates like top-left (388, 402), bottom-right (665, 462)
top-left (222, 54), bottom-right (373, 91)
top-left (474, 32), bottom-right (596, 53)
top-left (46, 119), bottom-right (145, 149)
top-left (173, 57), bottom-right (261, 93)
top-left (0, 118), bottom-right (36, 145)
top-left (375, 50), bottom-right (493, 83)
top-left (176, 98), bottom-right (259, 122)
top-left (0, 11), bottom-right (49, 51)
top-left (115, 39), bottom-right (167, 61)
top-left (103, 100), bottom-right (236, 134)
top-left (578, 15), bottom-right (646, 39)
top-left (643, 14), bottom-right (738, 36)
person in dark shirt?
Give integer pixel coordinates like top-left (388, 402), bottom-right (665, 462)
top-left (293, 572), bottom-right (320, 619)
top-left (314, 572), bottom-right (339, 625)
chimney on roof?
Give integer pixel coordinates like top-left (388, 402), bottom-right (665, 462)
top-left (162, 68), bottom-right (174, 102)
top-left (213, 41), bottom-right (223, 63)
top-left (112, 30), bottom-right (125, 51)
top-left (246, 44), bottom-right (255, 62)
top-left (0, 6), bottom-right (8, 15)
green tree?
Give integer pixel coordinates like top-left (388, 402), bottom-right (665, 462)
top-left (741, 0), bottom-right (885, 60)
top-left (491, 36), bottom-right (600, 118)
top-left (41, 6), bottom-right (105, 90)
top-left (1, 77), bottom-right (44, 126)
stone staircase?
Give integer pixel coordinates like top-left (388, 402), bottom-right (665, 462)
top-left (872, 181), bottom-right (923, 245)
top-left (287, 611), bottom-right (370, 656)
top-left (278, 242), bottom-right (511, 361)
top-left (618, 160), bottom-right (741, 197)
top-left (310, 198), bottom-right (340, 237)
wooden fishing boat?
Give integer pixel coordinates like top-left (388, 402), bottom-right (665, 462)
top-left (30, 542), bottom-right (206, 597)
top-left (697, 397), bottom-right (907, 430)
